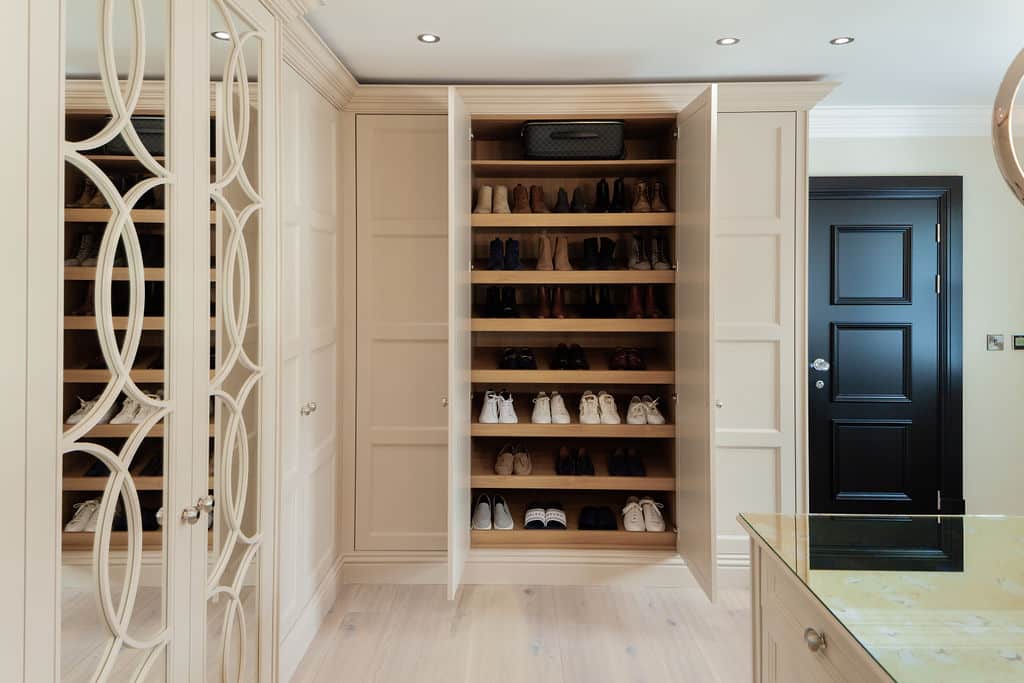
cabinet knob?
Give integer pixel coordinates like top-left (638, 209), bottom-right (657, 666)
top-left (715, 400), bottom-right (723, 408)
top-left (804, 627), bottom-right (827, 653)
top-left (441, 396), bottom-right (449, 408)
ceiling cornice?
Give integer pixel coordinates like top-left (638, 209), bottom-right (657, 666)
top-left (281, 15), bottom-right (358, 109)
top-left (808, 105), bottom-right (1015, 138)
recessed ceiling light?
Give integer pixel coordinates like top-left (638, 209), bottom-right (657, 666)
top-left (417, 33), bottom-right (440, 44)
top-left (830, 36), bottom-right (855, 45)
top-left (211, 31), bottom-right (230, 41)
top-left (716, 37), bottom-right (740, 46)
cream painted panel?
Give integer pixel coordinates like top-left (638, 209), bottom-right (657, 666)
top-left (715, 340), bottom-right (780, 431)
top-left (356, 114), bottom-right (449, 551)
top-left (715, 447), bottom-right (780, 546)
top-left (716, 234), bottom-right (781, 326)
top-left (718, 120), bottom-right (786, 221)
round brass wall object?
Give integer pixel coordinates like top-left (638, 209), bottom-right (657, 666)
top-left (993, 48), bottom-right (1024, 206)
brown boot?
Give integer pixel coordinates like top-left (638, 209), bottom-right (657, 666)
top-left (631, 181), bottom-right (651, 212)
top-left (552, 287), bottom-right (566, 319)
top-left (644, 285), bottom-right (663, 318)
top-left (650, 181), bottom-right (669, 212)
top-left (554, 236), bottom-right (572, 271)
top-left (537, 286), bottom-right (552, 318)
top-left (530, 185), bottom-right (550, 213)
top-left (536, 235), bottom-right (554, 270)
top-left (627, 285), bottom-right (644, 318)
top-left (512, 184), bottom-right (531, 213)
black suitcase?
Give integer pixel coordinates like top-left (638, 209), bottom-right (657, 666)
top-left (521, 120), bottom-right (625, 160)
top-left (101, 116), bottom-right (165, 156)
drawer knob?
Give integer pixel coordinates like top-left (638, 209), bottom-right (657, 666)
top-left (804, 627), bottom-right (827, 653)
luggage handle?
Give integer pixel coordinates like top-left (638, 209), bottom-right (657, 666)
top-left (548, 131), bottom-right (600, 140)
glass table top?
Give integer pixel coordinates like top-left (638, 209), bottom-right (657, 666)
top-left (740, 513), bottom-right (1024, 683)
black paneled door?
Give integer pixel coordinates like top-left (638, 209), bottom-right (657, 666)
top-left (809, 194), bottom-right (944, 513)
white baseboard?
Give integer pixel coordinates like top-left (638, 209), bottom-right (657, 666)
top-left (716, 552), bottom-right (751, 589)
top-left (279, 555), bottom-right (344, 683)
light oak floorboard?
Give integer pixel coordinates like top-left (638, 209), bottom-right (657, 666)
top-left (292, 584), bottom-right (751, 683)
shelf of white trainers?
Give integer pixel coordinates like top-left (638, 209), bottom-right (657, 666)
top-left (470, 262), bottom-right (676, 285)
top-left (470, 348), bottom-right (674, 385)
top-left (472, 315), bottom-right (674, 333)
top-left (64, 316), bottom-right (216, 331)
top-left (64, 423), bottom-right (217, 438)
top-left (470, 451), bottom-right (674, 491)
top-left (471, 421), bottom-right (674, 439)
top-left (471, 213), bottom-right (675, 229)
top-left (471, 159), bottom-right (675, 178)
top-left (470, 495), bottom-right (675, 550)
top-left (64, 266), bottom-right (217, 281)
top-left (64, 208), bottom-right (218, 224)
top-left (62, 530), bottom-right (213, 551)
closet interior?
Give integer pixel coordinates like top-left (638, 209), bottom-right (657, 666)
top-left (468, 115), bottom-right (680, 550)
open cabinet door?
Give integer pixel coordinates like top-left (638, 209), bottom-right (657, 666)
top-left (447, 87), bottom-right (473, 599)
top-left (675, 85), bottom-right (718, 601)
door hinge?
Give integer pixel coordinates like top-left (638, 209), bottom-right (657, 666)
top-left (935, 274), bottom-right (941, 294)
top-left (937, 490), bottom-right (942, 511)
top-left (936, 223), bottom-right (941, 243)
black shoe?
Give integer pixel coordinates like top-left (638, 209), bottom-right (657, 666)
top-left (85, 460), bottom-right (109, 477)
top-left (582, 237), bottom-right (599, 270)
top-left (594, 178), bottom-right (610, 212)
top-left (553, 187), bottom-right (571, 213)
top-left (517, 347), bottom-right (537, 369)
top-left (578, 506), bottom-right (599, 530)
top-left (610, 177), bottom-right (627, 212)
top-left (625, 448), bottom-right (646, 477)
top-left (598, 285), bottom-right (616, 318)
top-left (504, 238), bottom-right (521, 270)
top-left (487, 238), bottom-right (504, 270)
top-left (484, 286), bottom-right (502, 317)
top-left (500, 347), bottom-right (519, 369)
top-left (556, 446), bottom-right (572, 475)
top-left (576, 448), bottom-right (595, 475)
top-left (568, 343), bottom-right (588, 370)
top-left (500, 287), bottom-right (519, 317)
top-left (552, 343), bottom-right (570, 370)
top-left (583, 285), bottom-right (600, 318)
top-left (570, 187), bottom-right (587, 213)
top-left (598, 237), bottom-right (616, 270)
top-left (608, 448), bottom-right (627, 476)
top-left (596, 506), bottom-right (618, 530)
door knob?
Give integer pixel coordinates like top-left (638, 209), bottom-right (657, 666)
top-left (715, 400), bottom-right (723, 408)
top-left (197, 495), bottom-right (215, 513)
top-left (300, 403), bottom-right (312, 416)
top-left (804, 627), bottom-right (827, 653)
top-left (441, 396), bottom-right (449, 408)
top-left (810, 358), bottom-right (831, 372)
top-left (308, 401), bottom-right (318, 414)
top-left (181, 506), bottom-right (202, 525)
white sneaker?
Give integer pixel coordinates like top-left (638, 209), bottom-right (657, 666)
top-left (492, 495), bottom-right (514, 530)
top-left (66, 396), bottom-right (116, 425)
top-left (641, 395), bottom-right (666, 425)
top-left (550, 392), bottom-right (571, 424)
top-left (579, 391), bottom-right (600, 425)
top-left (531, 392), bottom-right (552, 424)
top-left (640, 497), bottom-right (666, 532)
top-left (479, 391), bottom-right (500, 424)
top-left (472, 494), bottom-right (492, 530)
top-left (622, 496), bottom-right (645, 532)
top-left (64, 499), bottom-right (100, 532)
top-left (109, 397), bottom-right (140, 424)
top-left (597, 391), bottom-right (621, 425)
top-left (497, 392), bottom-right (518, 424)
top-left (626, 396), bottom-right (647, 425)
top-left (132, 391), bottom-right (163, 424)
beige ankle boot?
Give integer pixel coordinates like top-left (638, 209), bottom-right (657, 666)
top-left (474, 185), bottom-right (493, 214)
top-left (536, 235), bottom-right (554, 270)
top-left (492, 185), bottom-right (510, 214)
top-left (554, 236), bottom-right (573, 271)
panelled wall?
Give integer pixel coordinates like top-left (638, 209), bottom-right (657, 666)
top-left (278, 63), bottom-right (343, 680)
top-left (713, 112), bottom-right (799, 570)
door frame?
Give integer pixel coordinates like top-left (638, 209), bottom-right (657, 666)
top-left (807, 176), bottom-right (964, 514)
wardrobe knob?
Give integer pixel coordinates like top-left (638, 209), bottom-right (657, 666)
top-left (441, 396), bottom-right (449, 408)
top-left (309, 401), bottom-right (318, 414)
top-left (715, 400), bottom-right (723, 408)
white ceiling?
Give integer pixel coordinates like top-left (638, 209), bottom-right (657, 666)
top-left (305, 0), bottom-right (1024, 106)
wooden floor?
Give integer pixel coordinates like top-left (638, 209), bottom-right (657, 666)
top-left (292, 584), bottom-right (752, 683)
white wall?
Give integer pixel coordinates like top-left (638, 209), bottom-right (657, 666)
top-left (810, 136), bottom-right (1024, 515)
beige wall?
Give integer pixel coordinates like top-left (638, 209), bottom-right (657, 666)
top-left (809, 136), bottom-right (1024, 515)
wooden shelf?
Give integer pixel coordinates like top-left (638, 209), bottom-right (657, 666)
top-left (64, 368), bottom-right (164, 383)
top-left (471, 347), bottom-right (673, 385)
top-left (472, 159), bottom-right (675, 178)
top-left (64, 208), bottom-right (217, 223)
top-left (471, 422), bottom-right (674, 438)
top-left (470, 453), bottom-right (674, 491)
top-left (65, 266), bottom-right (216, 281)
top-left (471, 213), bottom-right (675, 229)
top-left (80, 154), bottom-right (215, 166)
top-left (472, 317), bottom-right (674, 333)
top-left (64, 316), bottom-right (216, 330)
top-left (62, 529), bottom-right (213, 551)
top-left (472, 267), bottom-right (675, 285)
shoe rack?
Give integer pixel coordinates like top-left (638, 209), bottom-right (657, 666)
top-left (61, 108), bottom-right (216, 552)
top-left (468, 115), bottom-right (679, 551)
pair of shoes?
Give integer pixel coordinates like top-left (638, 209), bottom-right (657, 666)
top-left (627, 285), bottom-right (664, 318)
top-left (552, 186), bottom-right (590, 213)
top-left (64, 498), bottom-right (101, 532)
top-left (552, 343), bottom-right (588, 370)
top-left (622, 496), bottom-right (666, 532)
top-left (525, 502), bottom-right (566, 529)
top-left (474, 185), bottom-right (511, 214)
top-left (609, 347), bottom-right (646, 371)
top-left (580, 390), bottom-right (620, 425)
top-left (479, 390), bottom-right (517, 424)
top-left (65, 231), bottom-right (101, 266)
top-left (109, 390), bottom-right (162, 424)
top-left (511, 184), bottom-right (550, 213)
top-left (629, 234), bottom-right (671, 270)
top-left (608, 448), bottom-right (646, 476)
top-left (556, 446), bottom-right (595, 475)
top-left (582, 237), bottom-right (617, 270)
top-left (495, 443), bottom-right (532, 475)
top-left (473, 494), bottom-right (514, 530)
top-left (608, 178), bottom-right (629, 213)
top-left (536, 235), bottom-right (572, 270)
top-left (631, 180), bottom-right (670, 213)
top-left (626, 395), bottom-right (666, 425)
top-left (500, 347), bottom-right (537, 369)
top-left (579, 506), bottom-right (617, 530)
top-left (484, 286), bottom-right (518, 317)
top-left (583, 285), bottom-right (616, 318)
top-left (66, 395), bottom-right (116, 425)
top-left (488, 238), bottom-right (521, 270)
top-left (531, 392), bottom-right (570, 424)
top-left (537, 286), bottom-right (566, 319)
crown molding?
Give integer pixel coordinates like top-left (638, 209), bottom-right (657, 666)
top-left (280, 15), bottom-right (357, 109)
top-left (717, 81), bottom-right (838, 113)
top-left (808, 105), bottom-right (1017, 138)
top-left (345, 84), bottom-right (448, 113)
